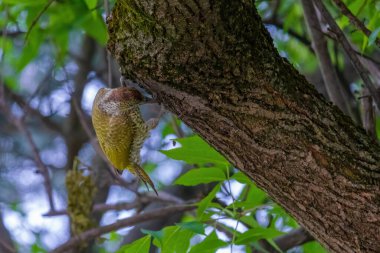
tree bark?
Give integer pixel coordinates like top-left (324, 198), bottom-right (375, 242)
top-left (107, 1), bottom-right (380, 252)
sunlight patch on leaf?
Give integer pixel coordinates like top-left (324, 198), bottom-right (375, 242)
top-left (175, 167), bottom-right (226, 186)
top-left (161, 136), bottom-right (229, 166)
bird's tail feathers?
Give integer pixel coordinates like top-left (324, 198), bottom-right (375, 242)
top-left (131, 164), bottom-right (158, 195)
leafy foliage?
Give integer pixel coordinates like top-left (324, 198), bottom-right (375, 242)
top-left (1, 0), bottom-right (109, 89)
top-left (158, 135), bottom-right (324, 252)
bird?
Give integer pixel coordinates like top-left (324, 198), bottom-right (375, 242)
top-left (91, 87), bottom-right (157, 194)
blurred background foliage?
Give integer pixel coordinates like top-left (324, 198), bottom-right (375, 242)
top-left (0, 0), bottom-right (379, 252)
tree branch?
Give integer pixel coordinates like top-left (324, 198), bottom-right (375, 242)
top-left (313, 0), bottom-right (380, 109)
top-left (253, 228), bottom-right (314, 253)
top-left (301, 0), bottom-right (354, 118)
top-left (24, 0), bottom-right (55, 42)
top-left (332, 0), bottom-right (380, 48)
top-left (263, 18), bottom-right (313, 52)
top-left (44, 192), bottom-right (185, 217)
top-left (49, 204), bottom-right (195, 253)
top-left (0, 211), bottom-right (16, 253)
top-left (65, 36), bottom-right (97, 170)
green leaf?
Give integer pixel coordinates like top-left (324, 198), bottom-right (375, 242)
top-left (376, 117), bottom-right (380, 139)
top-left (31, 243), bottom-right (46, 253)
top-left (84, 0), bottom-right (97, 9)
top-left (161, 226), bottom-right (194, 253)
top-left (235, 228), bottom-right (284, 245)
top-left (143, 226), bottom-right (194, 253)
top-left (161, 122), bottom-right (175, 137)
top-left (175, 167), bottom-right (226, 186)
top-left (160, 226), bottom-right (181, 252)
top-left (175, 230), bottom-right (194, 253)
top-left (142, 162), bottom-right (157, 173)
top-left (197, 184), bottom-right (221, 218)
top-left (269, 205), bottom-right (299, 228)
top-left (368, 27), bottom-right (380, 46)
top-left (189, 231), bottom-right (228, 253)
top-left (245, 183), bottom-right (268, 208)
top-left (4, 76), bottom-right (18, 90)
top-left (51, 26), bottom-right (69, 63)
top-left (177, 221), bottom-right (205, 235)
top-left (172, 229), bottom-right (194, 253)
top-left (141, 229), bottom-right (163, 248)
top-left (2, 0), bottom-right (45, 5)
top-left (231, 171), bottom-right (251, 184)
top-left (267, 239), bottom-right (284, 253)
top-left (239, 215), bottom-right (260, 229)
top-left (15, 29), bottom-right (43, 71)
top-left (109, 231), bottom-right (121, 242)
top-left (303, 241), bottom-right (328, 253)
top-left (161, 136), bottom-right (229, 166)
top-left (117, 235), bottom-right (151, 253)
top-left (79, 12), bottom-right (108, 45)
top-left (25, 5), bottom-right (45, 29)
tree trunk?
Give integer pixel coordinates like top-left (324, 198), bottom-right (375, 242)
top-left (0, 211), bottom-right (16, 253)
top-left (107, 1), bottom-right (380, 252)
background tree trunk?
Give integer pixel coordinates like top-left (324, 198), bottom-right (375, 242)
top-left (0, 211), bottom-right (16, 253)
top-left (107, 1), bottom-right (380, 252)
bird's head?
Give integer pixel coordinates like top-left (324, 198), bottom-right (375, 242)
top-left (93, 87), bottom-right (144, 115)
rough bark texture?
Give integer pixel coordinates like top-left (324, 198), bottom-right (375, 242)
top-left (107, 1), bottom-right (380, 252)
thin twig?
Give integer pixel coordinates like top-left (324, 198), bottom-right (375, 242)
top-left (104, 0), bottom-right (110, 24)
top-left (44, 201), bottom-right (141, 217)
top-left (0, 5), bottom-right (8, 105)
top-left (49, 204), bottom-right (195, 253)
top-left (24, 0), bottom-right (55, 43)
top-left (5, 87), bottom-right (63, 134)
top-left (0, 239), bottom-right (16, 253)
top-left (16, 118), bottom-right (56, 211)
top-left (269, 0), bottom-right (281, 22)
top-left (44, 193), bottom-right (186, 217)
top-left (0, 105), bottom-right (56, 212)
top-left (207, 220), bottom-right (235, 238)
top-left (265, 18), bottom-right (380, 67)
top-left (263, 18), bottom-right (313, 52)
top-left (0, 30), bottom-right (24, 38)
top-left (301, 0), bottom-right (353, 117)
top-left (313, 0), bottom-right (380, 110)
top-left (332, 0), bottom-right (380, 48)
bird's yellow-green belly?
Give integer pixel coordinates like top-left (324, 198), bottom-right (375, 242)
top-left (92, 110), bottom-right (135, 170)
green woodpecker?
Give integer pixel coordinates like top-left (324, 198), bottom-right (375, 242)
top-left (91, 87), bottom-right (157, 193)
